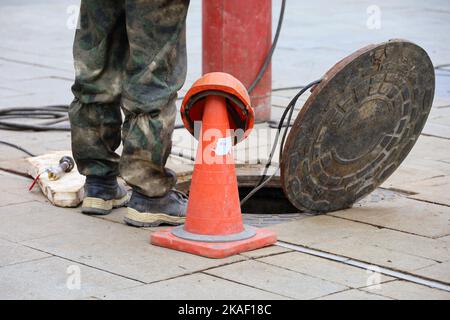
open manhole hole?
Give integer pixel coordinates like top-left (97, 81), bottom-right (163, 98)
top-left (239, 186), bottom-right (308, 228)
top-left (239, 186), bottom-right (307, 228)
top-left (177, 179), bottom-right (301, 215)
top-left (239, 186), bottom-right (299, 214)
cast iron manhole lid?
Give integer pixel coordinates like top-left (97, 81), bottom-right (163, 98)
top-left (281, 40), bottom-right (435, 213)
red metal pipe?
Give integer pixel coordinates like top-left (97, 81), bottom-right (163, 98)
top-left (202, 0), bottom-right (272, 122)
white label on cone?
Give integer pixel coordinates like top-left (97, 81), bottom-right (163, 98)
top-left (214, 137), bottom-right (232, 156)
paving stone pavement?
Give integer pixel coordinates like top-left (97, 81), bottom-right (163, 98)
top-left (98, 273), bottom-right (288, 300)
top-left (0, 0), bottom-right (449, 299)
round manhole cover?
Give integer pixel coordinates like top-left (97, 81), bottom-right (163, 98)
top-left (281, 40), bottom-right (435, 213)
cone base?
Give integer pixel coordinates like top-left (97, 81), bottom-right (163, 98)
top-left (151, 227), bottom-right (277, 259)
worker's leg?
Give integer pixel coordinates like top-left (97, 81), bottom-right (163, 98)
top-left (119, 0), bottom-right (189, 197)
top-left (69, 0), bottom-right (127, 178)
top-left (69, 0), bottom-right (129, 215)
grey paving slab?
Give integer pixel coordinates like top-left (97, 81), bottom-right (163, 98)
top-left (345, 228), bottom-right (450, 263)
top-left (422, 122), bottom-right (450, 139)
top-left (0, 185), bottom-right (35, 207)
top-left (381, 136), bottom-right (450, 191)
top-left (0, 85), bottom-right (28, 98)
top-left (0, 256), bottom-right (139, 300)
top-left (435, 73), bottom-right (450, 100)
top-left (331, 197), bottom-right (450, 238)
top-left (431, 102), bottom-right (450, 111)
top-left (271, 95), bottom-right (292, 108)
top-left (0, 93), bottom-right (65, 109)
top-left (429, 115), bottom-right (450, 127)
top-left (432, 97), bottom-right (450, 108)
top-left (0, 129), bottom-right (19, 140)
top-left (428, 105), bottom-right (450, 126)
top-left (0, 48), bottom-right (73, 74)
top-left (361, 280), bottom-right (450, 300)
top-left (259, 252), bottom-right (395, 289)
top-left (0, 131), bottom-right (71, 158)
top-left (99, 273), bottom-right (287, 300)
top-left (0, 0), bottom-right (76, 66)
top-left (0, 169), bottom-right (31, 185)
top-left (205, 260), bottom-right (348, 300)
top-left (0, 147), bottom-right (28, 162)
top-left (382, 159), bottom-right (450, 191)
top-left (272, 90), bottom-right (311, 101)
top-left (0, 61), bottom-right (71, 83)
top-left (268, 215), bottom-right (379, 247)
top-left (313, 236), bottom-right (437, 273)
top-left (410, 158), bottom-right (450, 176)
top-left (401, 135), bottom-right (450, 163)
top-left (0, 238), bottom-right (49, 267)
top-left (269, 215), bottom-right (443, 274)
top-left (0, 0), bottom-right (197, 100)
top-left (18, 77), bottom-right (73, 103)
top-left (239, 245), bottom-right (292, 259)
top-left (21, 213), bottom-right (245, 283)
top-left (414, 261), bottom-right (450, 284)
top-left (2, 0), bottom-right (450, 99)
top-left (406, 176), bottom-right (450, 207)
top-left (0, 171), bottom-right (51, 205)
top-left (440, 235), bottom-right (450, 244)
top-left (356, 188), bottom-right (403, 206)
top-left (0, 201), bottom-right (105, 243)
top-left (0, 73), bottom-right (73, 109)
top-left (317, 289), bottom-right (392, 300)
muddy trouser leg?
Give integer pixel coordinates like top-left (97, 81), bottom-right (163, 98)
top-left (119, 0), bottom-right (189, 197)
top-left (69, 0), bottom-right (127, 177)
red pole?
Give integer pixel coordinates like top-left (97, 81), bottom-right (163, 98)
top-left (202, 0), bottom-right (272, 122)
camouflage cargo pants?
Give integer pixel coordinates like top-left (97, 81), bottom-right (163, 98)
top-left (69, 0), bottom-right (189, 197)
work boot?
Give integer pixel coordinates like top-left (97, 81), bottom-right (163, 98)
top-left (124, 190), bottom-right (187, 227)
top-left (81, 176), bottom-right (129, 215)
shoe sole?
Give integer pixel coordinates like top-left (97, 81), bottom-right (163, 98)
top-left (124, 207), bottom-right (185, 227)
top-left (81, 194), bottom-right (129, 215)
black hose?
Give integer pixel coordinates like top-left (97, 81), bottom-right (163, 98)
top-left (0, 105), bottom-right (70, 131)
top-left (247, 0), bottom-right (286, 94)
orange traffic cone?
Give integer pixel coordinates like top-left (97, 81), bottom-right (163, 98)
top-left (150, 72), bottom-right (277, 259)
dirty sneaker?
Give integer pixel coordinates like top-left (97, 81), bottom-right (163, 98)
top-left (124, 190), bottom-right (187, 227)
top-left (81, 176), bottom-right (129, 215)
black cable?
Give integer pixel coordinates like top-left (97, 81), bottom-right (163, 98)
top-left (0, 140), bottom-right (36, 157)
top-left (240, 79), bottom-right (322, 205)
top-left (0, 105), bottom-right (70, 131)
top-left (247, 0), bottom-right (286, 94)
